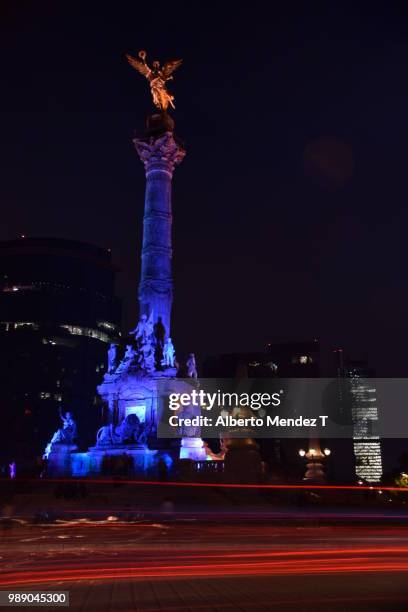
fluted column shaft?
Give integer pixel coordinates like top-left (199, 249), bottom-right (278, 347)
top-left (133, 131), bottom-right (185, 339)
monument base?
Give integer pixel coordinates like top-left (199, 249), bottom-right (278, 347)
top-left (46, 444), bottom-right (78, 477)
top-left (69, 446), bottom-right (176, 479)
top-left (180, 437), bottom-right (208, 461)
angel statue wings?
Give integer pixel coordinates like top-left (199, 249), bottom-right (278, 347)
top-left (125, 50), bottom-right (182, 112)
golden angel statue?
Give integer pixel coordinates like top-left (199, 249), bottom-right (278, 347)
top-left (126, 50), bottom-right (182, 112)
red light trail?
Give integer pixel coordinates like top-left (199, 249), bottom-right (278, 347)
top-left (1, 547), bottom-right (408, 587)
top-left (13, 477), bottom-right (408, 492)
top-left (1, 558), bottom-right (408, 586)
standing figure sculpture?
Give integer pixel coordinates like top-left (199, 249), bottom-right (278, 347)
top-left (154, 316), bottom-right (166, 348)
top-left (125, 50), bottom-right (183, 112)
top-left (129, 311), bottom-right (157, 373)
top-left (107, 343), bottom-right (117, 373)
top-left (130, 314), bottom-right (147, 341)
top-left (186, 353), bottom-right (198, 379)
top-left (154, 316), bottom-right (166, 367)
top-left (144, 311), bottom-right (154, 341)
top-left (163, 337), bottom-right (176, 368)
top-left (130, 312), bottom-right (154, 344)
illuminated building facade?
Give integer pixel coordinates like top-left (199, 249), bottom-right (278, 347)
top-left (0, 237), bottom-right (121, 470)
top-left (334, 351), bottom-right (383, 483)
top-left (348, 363), bottom-right (383, 482)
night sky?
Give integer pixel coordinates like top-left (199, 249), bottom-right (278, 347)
top-left (1, 1), bottom-right (408, 375)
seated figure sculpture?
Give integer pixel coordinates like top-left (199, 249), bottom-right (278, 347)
top-left (51, 409), bottom-right (77, 443)
top-left (96, 413), bottom-right (147, 447)
top-left (43, 409), bottom-right (77, 458)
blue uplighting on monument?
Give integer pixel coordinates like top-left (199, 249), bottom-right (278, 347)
top-left (43, 52), bottom-right (208, 477)
top-left (137, 124), bottom-right (185, 340)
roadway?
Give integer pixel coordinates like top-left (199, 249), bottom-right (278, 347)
top-left (1, 520), bottom-right (408, 610)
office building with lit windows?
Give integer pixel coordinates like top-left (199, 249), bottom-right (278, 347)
top-left (0, 237), bottom-right (121, 471)
top-left (334, 351), bottom-right (383, 483)
top-left (348, 364), bottom-right (383, 482)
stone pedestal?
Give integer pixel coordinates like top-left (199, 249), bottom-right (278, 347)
top-left (96, 368), bottom-right (183, 445)
top-left (85, 446), bottom-right (158, 477)
top-left (71, 446), bottom-right (175, 479)
top-left (180, 437), bottom-right (208, 461)
top-left (77, 367), bottom-right (182, 478)
top-left (303, 459), bottom-right (326, 483)
top-left (46, 444), bottom-right (78, 477)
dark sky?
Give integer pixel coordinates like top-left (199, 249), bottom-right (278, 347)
top-left (1, 1), bottom-right (408, 374)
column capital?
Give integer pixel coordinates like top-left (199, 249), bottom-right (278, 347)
top-left (133, 131), bottom-right (186, 176)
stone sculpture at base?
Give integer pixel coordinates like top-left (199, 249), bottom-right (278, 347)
top-left (186, 353), bottom-right (198, 378)
top-left (163, 338), bottom-right (176, 368)
top-left (44, 409), bottom-right (77, 457)
top-left (107, 343), bottom-right (118, 373)
top-left (43, 409), bottom-right (78, 475)
top-left (96, 413), bottom-right (147, 447)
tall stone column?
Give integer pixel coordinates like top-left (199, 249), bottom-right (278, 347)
top-left (133, 120), bottom-right (185, 340)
